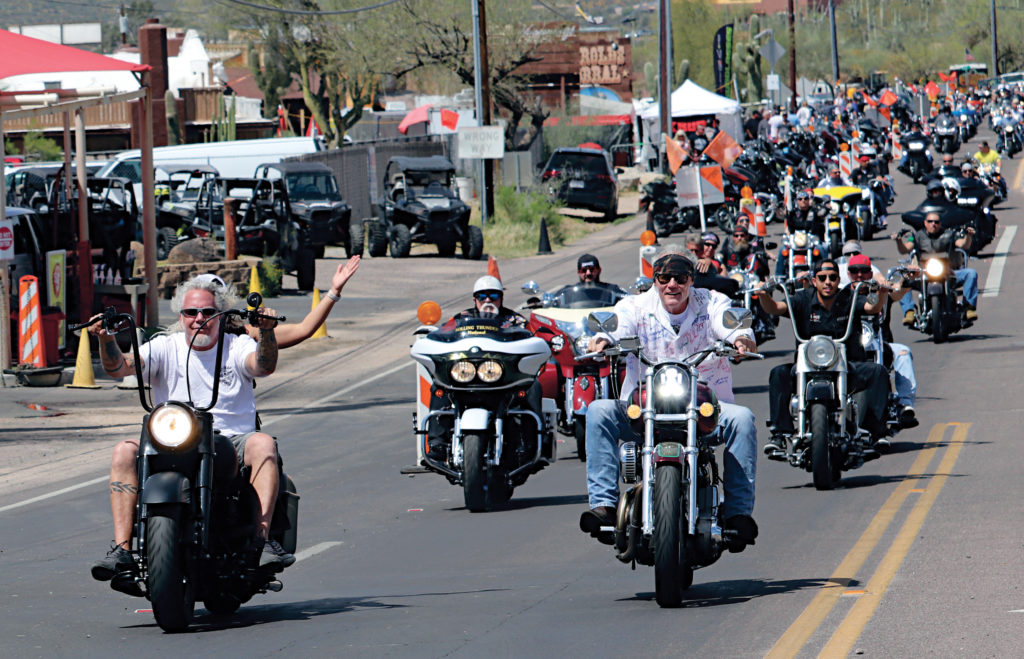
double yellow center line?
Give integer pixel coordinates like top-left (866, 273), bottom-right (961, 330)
top-left (766, 422), bottom-right (969, 658)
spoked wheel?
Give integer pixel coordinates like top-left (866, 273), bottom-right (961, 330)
top-left (810, 403), bottom-right (838, 490)
top-left (653, 463), bottom-right (690, 607)
top-left (462, 434), bottom-right (508, 512)
top-left (146, 512), bottom-right (195, 632)
top-left (574, 417), bottom-right (587, 461)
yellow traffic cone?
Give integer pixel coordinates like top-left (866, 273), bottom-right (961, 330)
top-left (311, 289), bottom-right (328, 338)
top-left (65, 332), bottom-right (101, 389)
top-left (248, 265), bottom-right (261, 309)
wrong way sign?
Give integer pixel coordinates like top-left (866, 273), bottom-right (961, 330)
top-left (0, 220), bottom-right (13, 260)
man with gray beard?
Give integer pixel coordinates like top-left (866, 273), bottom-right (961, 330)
top-left (88, 275), bottom-right (292, 587)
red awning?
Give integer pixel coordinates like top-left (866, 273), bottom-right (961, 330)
top-left (543, 114), bottom-right (631, 127)
top-left (0, 29), bottom-right (149, 80)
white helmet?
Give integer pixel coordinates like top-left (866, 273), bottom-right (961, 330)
top-left (473, 275), bottom-right (503, 294)
top-left (941, 176), bottom-right (961, 201)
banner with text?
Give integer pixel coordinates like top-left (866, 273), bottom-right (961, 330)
top-left (712, 24), bottom-right (734, 96)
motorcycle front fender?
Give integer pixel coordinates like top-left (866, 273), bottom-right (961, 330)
top-left (141, 471), bottom-right (192, 505)
top-left (804, 379), bottom-right (836, 404)
top-left (460, 408), bottom-right (492, 431)
top-left (926, 282), bottom-right (947, 296)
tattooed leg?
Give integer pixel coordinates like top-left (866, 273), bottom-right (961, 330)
top-left (110, 439), bottom-right (139, 549)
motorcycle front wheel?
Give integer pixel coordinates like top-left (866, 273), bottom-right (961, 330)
top-left (930, 295), bottom-right (948, 344)
top-left (653, 463), bottom-right (691, 607)
top-left (146, 512), bottom-right (195, 632)
top-left (810, 403), bottom-right (838, 490)
top-left (463, 434), bottom-right (509, 512)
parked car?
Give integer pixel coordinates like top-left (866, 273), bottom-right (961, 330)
top-left (253, 161), bottom-right (356, 258)
top-left (539, 146), bottom-right (619, 221)
top-left (86, 176), bottom-right (138, 278)
top-left (376, 155), bottom-right (481, 259)
top-left (154, 165), bottom-right (220, 259)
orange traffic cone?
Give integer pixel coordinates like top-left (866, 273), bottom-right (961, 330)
top-left (754, 200), bottom-right (768, 237)
top-left (17, 275), bottom-right (45, 367)
top-left (487, 255), bottom-right (501, 282)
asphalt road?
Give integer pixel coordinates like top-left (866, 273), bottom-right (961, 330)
top-left (1, 131), bottom-right (1022, 658)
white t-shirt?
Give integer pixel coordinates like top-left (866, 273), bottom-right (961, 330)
top-left (141, 332), bottom-right (259, 436)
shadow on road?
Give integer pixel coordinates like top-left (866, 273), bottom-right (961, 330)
top-left (259, 396), bottom-right (409, 417)
top-left (503, 493), bottom-right (589, 510)
top-left (783, 471), bottom-right (968, 490)
top-left (623, 576), bottom-right (842, 607)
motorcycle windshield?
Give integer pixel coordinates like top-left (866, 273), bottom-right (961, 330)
top-left (547, 284), bottom-right (625, 309)
top-left (429, 316), bottom-right (533, 343)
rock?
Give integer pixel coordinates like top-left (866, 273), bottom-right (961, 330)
top-left (167, 238), bottom-right (222, 264)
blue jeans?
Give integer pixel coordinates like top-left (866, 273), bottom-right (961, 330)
top-left (899, 268), bottom-right (979, 312)
top-left (890, 342), bottom-right (916, 407)
top-left (585, 399), bottom-right (757, 519)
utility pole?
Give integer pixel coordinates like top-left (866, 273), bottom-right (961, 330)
top-left (788, 0), bottom-right (797, 112)
top-left (471, 0), bottom-right (493, 225)
top-left (119, 4), bottom-right (128, 46)
top-left (657, 0), bottom-right (671, 173)
top-left (829, 0), bottom-right (839, 85)
top-left (990, 0), bottom-right (999, 76)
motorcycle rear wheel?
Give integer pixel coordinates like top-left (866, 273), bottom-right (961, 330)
top-left (653, 463), bottom-right (691, 607)
top-left (463, 434), bottom-right (508, 512)
top-left (930, 295), bottom-right (947, 344)
top-left (810, 403), bottom-right (838, 491)
top-left (147, 513), bottom-right (195, 632)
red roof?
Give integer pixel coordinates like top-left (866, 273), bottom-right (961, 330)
top-left (0, 29), bottom-right (150, 80)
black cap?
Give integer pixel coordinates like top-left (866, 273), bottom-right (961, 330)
top-left (813, 259), bottom-right (840, 274)
top-left (653, 253), bottom-right (696, 276)
top-left (577, 254), bottom-right (599, 270)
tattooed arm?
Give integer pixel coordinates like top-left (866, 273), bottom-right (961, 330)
top-left (245, 307), bottom-right (279, 377)
top-left (87, 314), bottom-right (140, 379)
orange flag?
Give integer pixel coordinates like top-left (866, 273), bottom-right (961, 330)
top-left (702, 131), bottom-right (743, 169)
top-left (879, 89), bottom-right (898, 106)
top-left (878, 106), bottom-right (891, 122)
top-left (665, 134), bottom-right (687, 174)
top-left (862, 90), bottom-right (878, 108)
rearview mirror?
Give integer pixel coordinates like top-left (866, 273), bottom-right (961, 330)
top-left (587, 311), bottom-right (618, 334)
top-left (521, 281), bottom-right (541, 296)
top-left (722, 307), bottom-right (753, 331)
top-left (631, 276), bottom-right (653, 293)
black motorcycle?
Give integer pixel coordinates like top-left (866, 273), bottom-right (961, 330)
top-left (898, 132), bottom-right (933, 183)
top-left (889, 247), bottom-right (971, 344)
top-left (639, 180), bottom-right (682, 237)
top-left (72, 296), bottom-right (297, 632)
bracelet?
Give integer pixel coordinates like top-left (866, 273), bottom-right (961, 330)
top-left (326, 290), bottom-right (341, 302)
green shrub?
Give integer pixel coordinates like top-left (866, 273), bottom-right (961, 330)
top-left (255, 257), bottom-right (283, 298)
top-left (477, 186), bottom-right (599, 258)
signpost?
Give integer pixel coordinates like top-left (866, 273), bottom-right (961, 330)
top-left (0, 219), bottom-right (11, 370)
top-left (457, 126), bottom-right (506, 160)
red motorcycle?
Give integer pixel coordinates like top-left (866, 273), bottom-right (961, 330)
top-left (522, 282), bottom-right (627, 459)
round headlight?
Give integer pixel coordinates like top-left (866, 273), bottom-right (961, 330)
top-left (450, 360), bottom-right (477, 383)
top-left (651, 365), bottom-right (691, 415)
top-left (806, 336), bottom-right (839, 369)
top-left (477, 360), bottom-right (503, 383)
top-left (148, 402), bottom-right (200, 452)
top-left (549, 335), bottom-right (565, 352)
top-left (925, 258), bottom-right (946, 278)
top-left (794, 231), bottom-right (808, 248)
top-left (574, 335), bottom-right (590, 354)
top-left (860, 323), bottom-right (875, 348)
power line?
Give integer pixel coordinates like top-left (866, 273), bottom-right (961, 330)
top-left (216, 0), bottom-right (402, 15)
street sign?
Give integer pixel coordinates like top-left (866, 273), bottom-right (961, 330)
top-left (0, 220), bottom-right (13, 260)
top-left (759, 38), bottom-right (786, 65)
top-left (766, 74), bottom-right (780, 91)
top-left (457, 126), bottom-right (505, 159)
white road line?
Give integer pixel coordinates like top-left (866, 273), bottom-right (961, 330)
top-left (0, 476), bottom-right (108, 514)
top-left (293, 541), bottom-right (343, 563)
top-left (982, 225), bottom-right (1017, 298)
top-left (260, 360), bottom-right (413, 428)
top-left (1, 361), bottom-right (416, 515)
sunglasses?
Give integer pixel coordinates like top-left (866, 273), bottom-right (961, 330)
top-left (848, 266), bottom-right (871, 275)
top-left (474, 292), bottom-right (502, 302)
top-left (732, 232), bottom-right (748, 237)
top-left (923, 219), bottom-right (941, 225)
top-left (702, 241), bottom-right (717, 247)
top-left (796, 195), bottom-right (811, 201)
top-left (181, 307), bottom-right (218, 318)
top-left (654, 272), bottom-right (692, 285)
top-left (815, 273), bottom-right (840, 283)
top-left (579, 265), bottom-right (598, 272)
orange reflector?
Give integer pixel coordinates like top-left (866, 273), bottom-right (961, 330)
top-left (782, 248), bottom-right (789, 257)
top-left (699, 402), bottom-right (714, 417)
top-left (517, 390), bottom-right (526, 398)
top-left (640, 230), bottom-right (657, 246)
top-left (626, 404), bottom-right (642, 420)
top-left (812, 248), bottom-right (820, 257)
top-left (417, 300), bottom-right (442, 325)
top-left (840, 142), bottom-right (850, 151)
top-left (434, 388), bottom-right (445, 397)
top-left (740, 185), bottom-right (753, 199)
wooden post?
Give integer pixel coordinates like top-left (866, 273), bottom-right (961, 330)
top-left (141, 77), bottom-right (158, 327)
top-left (74, 108), bottom-right (93, 323)
top-left (223, 198), bottom-right (238, 261)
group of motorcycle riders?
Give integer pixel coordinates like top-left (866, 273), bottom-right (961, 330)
top-left (86, 85), bottom-right (1001, 609)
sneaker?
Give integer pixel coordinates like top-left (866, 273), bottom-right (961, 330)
top-left (899, 405), bottom-right (919, 429)
top-left (763, 433), bottom-right (787, 456)
top-left (91, 543), bottom-right (134, 582)
top-left (579, 506), bottom-right (616, 545)
top-left (259, 538), bottom-right (296, 570)
top-left (903, 309), bottom-right (916, 326)
top-left (724, 514), bottom-right (758, 553)
top-left (965, 308), bottom-right (978, 322)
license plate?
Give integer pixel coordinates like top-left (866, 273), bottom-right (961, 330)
top-left (828, 221), bottom-right (840, 229)
top-left (569, 180), bottom-right (585, 189)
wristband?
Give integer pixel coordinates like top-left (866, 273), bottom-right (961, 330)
top-left (326, 290), bottom-right (341, 302)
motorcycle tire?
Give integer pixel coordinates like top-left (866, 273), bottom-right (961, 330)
top-left (810, 403), bottom-right (838, 491)
top-left (574, 418), bottom-right (587, 461)
top-left (146, 512), bottom-right (195, 632)
top-left (389, 224), bottom-right (412, 259)
top-left (653, 462), bottom-right (691, 608)
top-left (652, 214), bottom-right (673, 238)
top-left (462, 434), bottom-right (508, 512)
top-left (462, 225), bottom-right (484, 261)
top-left (861, 217), bottom-right (874, 241)
top-left (347, 218), bottom-right (365, 257)
top-left (296, 246), bottom-right (316, 291)
top-left (367, 220), bottom-right (388, 257)
top-left (930, 295), bottom-right (947, 344)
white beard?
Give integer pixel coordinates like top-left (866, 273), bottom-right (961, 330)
top-left (479, 302), bottom-right (499, 314)
top-left (190, 333), bottom-right (215, 348)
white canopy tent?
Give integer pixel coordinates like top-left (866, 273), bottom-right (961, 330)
top-left (640, 80), bottom-right (744, 145)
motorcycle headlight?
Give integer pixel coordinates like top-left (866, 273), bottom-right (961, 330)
top-left (909, 141), bottom-right (925, 149)
top-left (148, 402), bottom-right (201, 453)
top-left (794, 231), bottom-right (808, 248)
top-left (842, 202), bottom-right (850, 213)
top-left (651, 365), bottom-right (691, 415)
top-left (574, 335), bottom-right (590, 354)
top-left (806, 336), bottom-right (839, 369)
top-left (476, 360), bottom-right (503, 383)
top-left (925, 258), bottom-right (946, 278)
top-left (549, 335), bottom-right (565, 352)
top-left (860, 323), bottom-right (875, 348)
top-left (450, 360), bottom-right (477, 383)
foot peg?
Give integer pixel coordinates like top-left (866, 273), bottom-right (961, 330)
top-left (266, 580), bottom-right (283, 592)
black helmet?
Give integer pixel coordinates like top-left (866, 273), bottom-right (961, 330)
top-left (925, 179), bottom-right (945, 195)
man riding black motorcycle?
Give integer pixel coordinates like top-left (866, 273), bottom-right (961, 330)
top-left (574, 254), bottom-right (629, 295)
top-left (896, 211), bottom-right (979, 323)
top-left (578, 249), bottom-right (760, 552)
top-left (721, 225), bottom-right (770, 279)
top-left (757, 259), bottom-right (891, 452)
top-left (90, 276), bottom-right (292, 586)
top-left (776, 190), bottom-right (828, 277)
